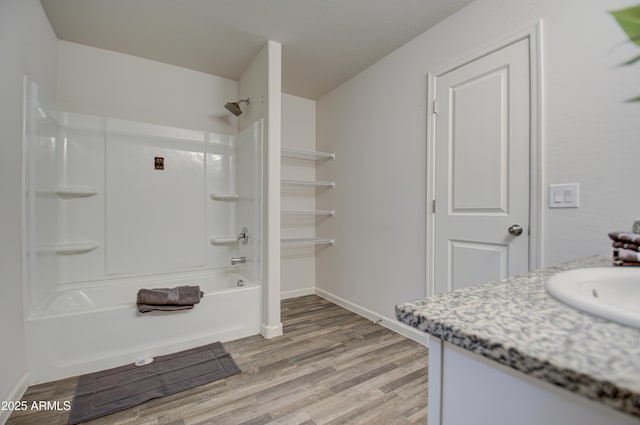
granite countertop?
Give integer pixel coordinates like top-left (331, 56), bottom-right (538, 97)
top-left (395, 255), bottom-right (640, 418)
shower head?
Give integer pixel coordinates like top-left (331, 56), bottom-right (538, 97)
top-left (224, 98), bottom-right (250, 116)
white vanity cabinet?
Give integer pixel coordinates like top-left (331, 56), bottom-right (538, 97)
top-left (428, 338), bottom-right (640, 425)
top-left (396, 257), bottom-right (640, 424)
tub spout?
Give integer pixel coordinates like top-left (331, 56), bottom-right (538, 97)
top-left (231, 256), bottom-right (246, 265)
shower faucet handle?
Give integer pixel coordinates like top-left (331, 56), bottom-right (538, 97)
top-left (237, 227), bottom-right (249, 245)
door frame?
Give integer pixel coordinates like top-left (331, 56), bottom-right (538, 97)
top-left (426, 21), bottom-right (544, 296)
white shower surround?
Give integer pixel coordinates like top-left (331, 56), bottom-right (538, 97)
top-left (23, 90), bottom-right (264, 383)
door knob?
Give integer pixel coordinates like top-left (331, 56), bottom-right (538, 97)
top-left (508, 224), bottom-right (523, 236)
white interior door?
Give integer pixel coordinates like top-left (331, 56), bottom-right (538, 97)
top-left (433, 38), bottom-right (530, 294)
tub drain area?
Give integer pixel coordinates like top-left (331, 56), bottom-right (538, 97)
top-left (134, 357), bottom-right (154, 367)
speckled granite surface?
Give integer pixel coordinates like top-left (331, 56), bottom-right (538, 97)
top-left (396, 255), bottom-right (640, 418)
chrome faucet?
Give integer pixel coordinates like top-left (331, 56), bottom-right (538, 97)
top-left (231, 256), bottom-right (246, 265)
top-left (237, 227), bottom-right (248, 245)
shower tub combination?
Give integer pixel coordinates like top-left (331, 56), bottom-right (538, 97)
top-left (23, 81), bottom-right (264, 384)
top-left (27, 271), bottom-right (261, 384)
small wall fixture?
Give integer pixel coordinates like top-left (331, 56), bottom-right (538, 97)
top-left (224, 98), bottom-right (250, 116)
top-left (154, 157), bottom-right (164, 170)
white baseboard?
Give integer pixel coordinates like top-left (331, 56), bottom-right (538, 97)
top-left (260, 322), bottom-right (283, 339)
top-left (0, 372), bottom-right (29, 425)
top-left (281, 287), bottom-right (315, 300)
top-left (314, 288), bottom-right (428, 346)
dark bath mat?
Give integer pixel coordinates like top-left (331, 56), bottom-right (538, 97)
top-left (68, 342), bottom-right (240, 424)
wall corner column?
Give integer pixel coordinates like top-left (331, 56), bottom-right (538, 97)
top-left (262, 40), bottom-right (282, 338)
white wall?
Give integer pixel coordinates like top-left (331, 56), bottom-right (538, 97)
top-left (316, 0), bottom-right (640, 324)
top-left (238, 46), bottom-right (268, 133)
top-left (0, 0), bottom-right (57, 419)
top-left (239, 41), bottom-right (283, 338)
top-left (57, 41), bottom-right (238, 135)
top-left (281, 94), bottom-right (317, 299)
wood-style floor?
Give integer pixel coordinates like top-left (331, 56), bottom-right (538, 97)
top-left (7, 295), bottom-right (428, 425)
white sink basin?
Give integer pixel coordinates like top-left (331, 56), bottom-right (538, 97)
top-left (545, 267), bottom-right (640, 329)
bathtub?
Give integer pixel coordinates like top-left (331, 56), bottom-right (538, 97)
top-left (26, 270), bottom-right (261, 384)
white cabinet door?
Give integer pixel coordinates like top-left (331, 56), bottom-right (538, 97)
top-left (430, 339), bottom-right (640, 425)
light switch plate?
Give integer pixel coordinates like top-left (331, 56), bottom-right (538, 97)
top-left (549, 183), bottom-right (579, 208)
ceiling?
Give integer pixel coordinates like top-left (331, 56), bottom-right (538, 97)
top-left (40, 0), bottom-right (475, 100)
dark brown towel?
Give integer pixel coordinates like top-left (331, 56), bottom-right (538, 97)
top-left (609, 231), bottom-right (640, 245)
top-left (612, 241), bottom-right (640, 251)
top-left (136, 286), bottom-right (204, 313)
top-left (137, 286), bottom-right (204, 306)
top-left (613, 248), bottom-right (640, 262)
top-left (614, 260), bottom-right (640, 267)
top-left (137, 304), bottom-right (196, 313)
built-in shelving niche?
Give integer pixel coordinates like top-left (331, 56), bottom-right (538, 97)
top-left (53, 187), bottom-right (99, 254)
top-left (209, 193), bottom-right (240, 245)
top-left (280, 147), bottom-right (335, 247)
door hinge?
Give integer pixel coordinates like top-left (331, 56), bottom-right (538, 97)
top-left (432, 199), bottom-right (436, 213)
top-left (433, 99), bottom-right (438, 114)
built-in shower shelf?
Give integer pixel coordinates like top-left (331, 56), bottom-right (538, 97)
top-left (281, 238), bottom-right (335, 247)
top-left (281, 210), bottom-right (335, 217)
top-left (210, 192), bottom-right (239, 201)
top-left (281, 147), bottom-right (335, 161)
top-left (281, 179), bottom-right (335, 188)
top-left (55, 186), bottom-right (98, 198)
top-left (55, 242), bottom-right (98, 255)
top-left (209, 237), bottom-right (237, 245)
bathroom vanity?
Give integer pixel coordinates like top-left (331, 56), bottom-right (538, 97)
top-left (396, 256), bottom-right (640, 425)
